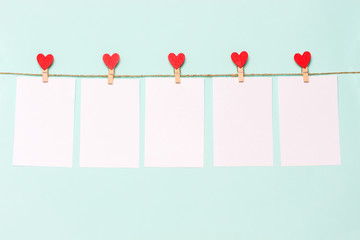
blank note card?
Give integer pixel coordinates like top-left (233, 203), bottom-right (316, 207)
top-left (145, 78), bottom-right (204, 167)
top-left (13, 76), bottom-right (75, 167)
top-left (213, 77), bottom-right (273, 166)
top-left (80, 78), bottom-right (139, 168)
top-left (278, 75), bottom-right (340, 166)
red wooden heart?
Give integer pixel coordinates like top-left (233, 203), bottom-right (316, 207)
top-left (294, 51), bottom-right (311, 68)
top-left (168, 53), bottom-right (185, 69)
top-left (103, 53), bottom-right (120, 70)
top-left (231, 51), bottom-right (248, 68)
top-left (37, 54), bottom-right (54, 70)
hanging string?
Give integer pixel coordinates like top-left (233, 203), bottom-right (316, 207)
top-left (0, 71), bottom-right (360, 78)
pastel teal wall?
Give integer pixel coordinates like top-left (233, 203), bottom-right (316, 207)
top-left (1, 0), bottom-right (360, 239)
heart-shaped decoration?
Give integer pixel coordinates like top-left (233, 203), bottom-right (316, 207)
top-left (231, 51), bottom-right (248, 68)
top-left (168, 53), bottom-right (185, 69)
top-left (103, 53), bottom-right (120, 70)
top-left (37, 54), bottom-right (54, 70)
top-left (294, 51), bottom-right (311, 68)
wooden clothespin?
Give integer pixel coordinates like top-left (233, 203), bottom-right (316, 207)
top-left (42, 69), bottom-right (48, 83)
top-left (103, 53), bottom-right (120, 84)
top-left (231, 51), bottom-right (248, 82)
top-left (294, 51), bottom-right (311, 83)
top-left (168, 53), bottom-right (185, 84)
top-left (108, 68), bottom-right (115, 84)
top-left (174, 68), bottom-right (181, 84)
top-left (302, 66), bottom-right (309, 83)
top-left (237, 66), bottom-right (244, 82)
top-left (36, 54), bottom-right (54, 83)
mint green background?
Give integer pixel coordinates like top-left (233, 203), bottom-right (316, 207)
top-left (1, 0), bottom-right (360, 239)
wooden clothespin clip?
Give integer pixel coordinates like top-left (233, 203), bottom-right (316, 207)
top-left (103, 53), bottom-right (120, 84)
top-left (302, 66), bottom-right (309, 83)
top-left (294, 51), bottom-right (311, 83)
top-left (174, 68), bottom-right (181, 84)
top-left (231, 51), bottom-right (248, 82)
top-left (237, 66), bottom-right (244, 82)
top-left (108, 68), bottom-right (115, 84)
top-left (168, 53), bottom-right (185, 84)
top-left (42, 69), bottom-right (48, 83)
top-left (36, 54), bottom-right (54, 83)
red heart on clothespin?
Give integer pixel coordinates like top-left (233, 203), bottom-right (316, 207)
top-left (103, 53), bottom-right (120, 70)
top-left (294, 51), bottom-right (311, 68)
top-left (168, 53), bottom-right (185, 69)
top-left (37, 54), bottom-right (54, 70)
top-left (231, 51), bottom-right (248, 68)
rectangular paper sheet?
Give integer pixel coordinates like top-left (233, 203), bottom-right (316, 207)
top-left (278, 75), bottom-right (341, 166)
top-left (213, 77), bottom-right (273, 166)
top-left (80, 78), bottom-right (139, 168)
top-left (145, 78), bottom-right (204, 167)
top-left (13, 76), bottom-right (75, 167)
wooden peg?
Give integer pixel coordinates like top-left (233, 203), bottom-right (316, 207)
top-left (237, 67), bottom-right (244, 82)
top-left (42, 68), bottom-right (48, 83)
top-left (302, 67), bottom-right (309, 83)
top-left (108, 68), bottom-right (115, 85)
top-left (174, 68), bottom-right (181, 84)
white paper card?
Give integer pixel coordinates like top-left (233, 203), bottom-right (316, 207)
top-left (145, 78), bottom-right (204, 167)
top-left (13, 76), bottom-right (75, 167)
top-left (278, 75), bottom-right (341, 166)
top-left (80, 78), bottom-right (139, 168)
top-left (213, 77), bottom-right (273, 166)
